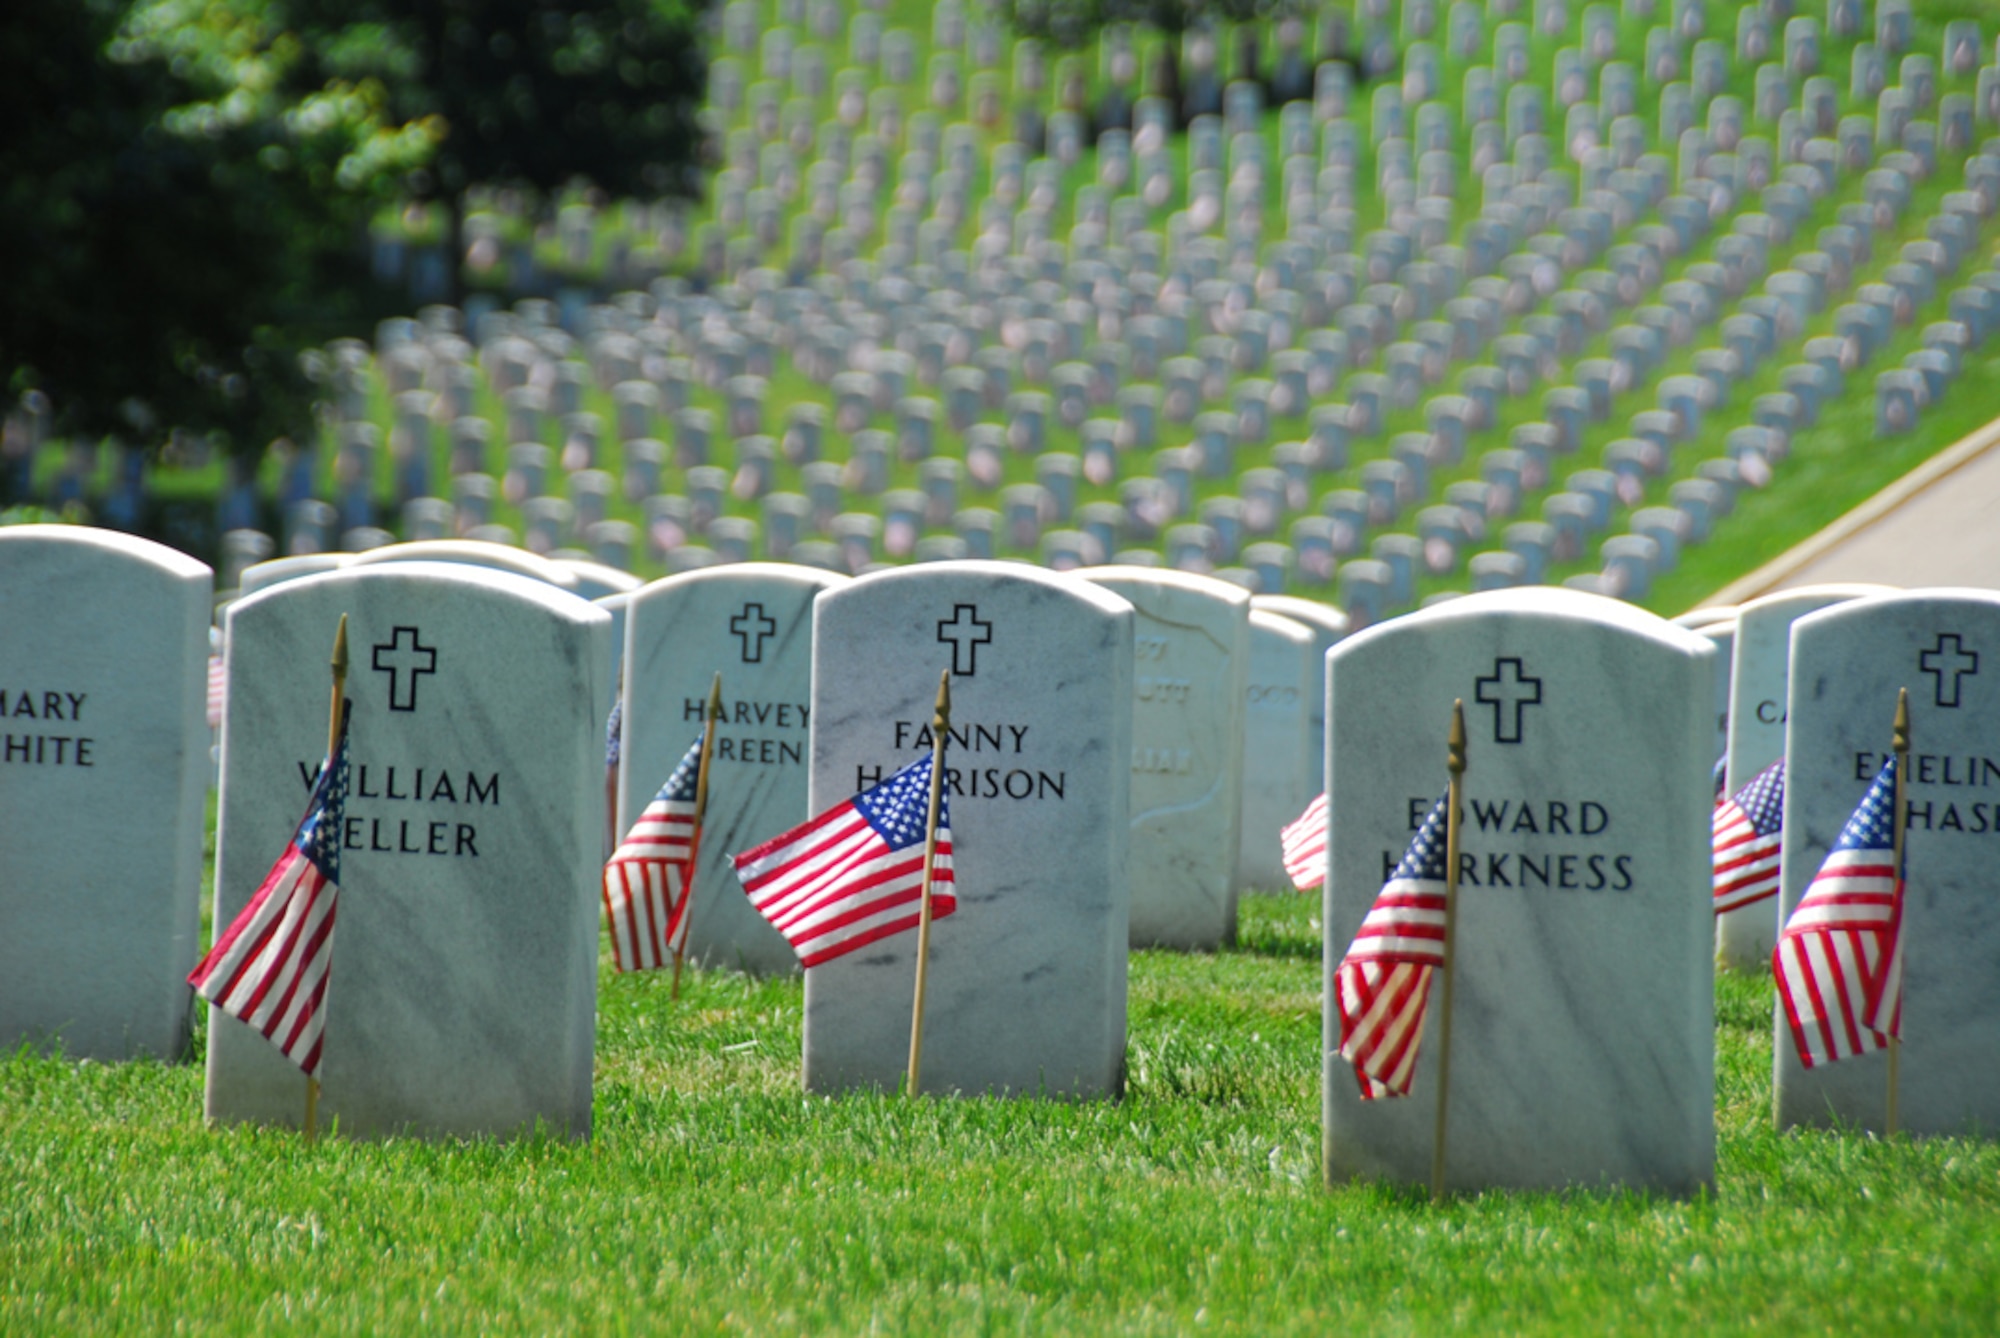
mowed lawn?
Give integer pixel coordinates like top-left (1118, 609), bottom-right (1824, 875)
top-left (3, 895), bottom-right (1997, 1334)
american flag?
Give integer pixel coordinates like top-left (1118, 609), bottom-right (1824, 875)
top-left (602, 734), bottom-right (703, 972)
top-left (206, 654), bottom-right (227, 730)
top-left (1775, 756), bottom-right (1904, 1070)
top-left (1281, 792), bottom-right (1329, 890)
top-left (1335, 791), bottom-right (1451, 1099)
top-left (1713, 758), bottom-right (1786, 914)
top-left (733, 753), bottom-right (954, 968)
top-left (188, 703), bottom-right (351, 1076)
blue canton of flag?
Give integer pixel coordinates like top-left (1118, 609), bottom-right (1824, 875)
top-left (1775, 756), bottom-right (1904, 1069)
top-left (734, 752), bottom-right (955, 968)
top-left (602, 734), bottom-right (705, 973)
top-left (1333, 791), bottom-right (1452, 1100)
top-left (1713, 759), bottom-right (1786, 914)
top-left (189, 701), bottom-right (353, 1076)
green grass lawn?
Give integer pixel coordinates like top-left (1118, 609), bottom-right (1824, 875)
top-left (5, 894), bottom-right (1997, 1333)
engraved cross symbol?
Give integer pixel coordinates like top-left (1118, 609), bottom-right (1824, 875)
top-left (372, 626), bottom-right (437, 712)
top-left (1475, 657), bottom-right (1543, 745)
top-left (936, 603), bottom-right (993, 677)
top-left (1920, 633), bottom-right (1980, 708)
top-left (731, 602), bottom-right (778, 663)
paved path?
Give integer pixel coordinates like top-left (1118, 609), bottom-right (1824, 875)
top-left (1699, 417), bottom-right (2000, 608)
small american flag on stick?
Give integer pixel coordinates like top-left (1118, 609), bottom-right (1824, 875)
top-left (733, 753), bottom-right (954, 968)
top-left (1281, 792), bottom-right (1329, 891)
top-left (1335, 791), bottom-right (1451, 1099)
top-left (1713, 759), bottom-right (1785, 914)
top-left (189, 703), bottom-right (352, 1076)
top-left (1775, 756), bottom-right (1904, 1069)
top-left (602, 734), bottom-right (703, 972)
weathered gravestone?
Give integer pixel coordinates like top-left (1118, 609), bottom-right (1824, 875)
top-left (1673, 605), bottom-right (1737, 768)
top-left (1077, 567), bottom-right (1250, 950)
top-left (1238, 611), bottom-right (1317, 893)
top-left (345, 539), bottom-right (584, 594)
top-left (621, 563), bottom-right (847, 975)
top-left (1325, 588), bottom-right (1717, 1194)
top-left (1719, 584), bottom-right (1893, 971)
top-left (1252, 595), bottom-right (1350, 793)
top-left (804, 562), bottom-right (1132, 1097)
top-left (205, 563), bottom-right (610, 1138)
top-left (0, 528), bottom-right (212, 1061)
top-left (1776, 590), bottom-right (2000, 1137)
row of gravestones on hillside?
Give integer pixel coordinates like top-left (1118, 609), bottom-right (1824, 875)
top-left (5, 528), bottom-right (1999, 1192)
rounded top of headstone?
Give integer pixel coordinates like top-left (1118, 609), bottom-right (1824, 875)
top-left (1671, 605), bottom-right (1737, 630)
top-left (635, 560), bottom-right (850, 603)
top-left (1341, 585), bottom-right (1719, 657)
top-left (1072, 564), bottom-right (1256, 608)
top-left (226, 558), bottom-right (611, 630)
top-left (552, 558), bottom-right (643, 600)
top-left (0, 523), bottom-right (212, 582)
top-left (346, 539), bottom-right (583, 591)
top-left (1740, 582), bottom-right (1897, 620)
top-left (240, 553), bottom-right (350, 596)
top-left (1249, 608), bottom-right (1315, 645)
top-left (831, 558), bottom-right (1136, 619)
top-left (1252, 595), bottom-right (1352, 640)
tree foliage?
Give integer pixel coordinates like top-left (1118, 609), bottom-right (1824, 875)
top-left (0, 0), bottom-right (714, 463)
top-left (0, 0), bottom-right (428, 458)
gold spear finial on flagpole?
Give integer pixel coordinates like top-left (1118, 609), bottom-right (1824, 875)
top-left (1431, 698), bottom-right (1467, 1203)
top-left (1887, 686), bottom-right (1910, 1137)
top-left (672, 672), bottom-right (725, 1001)
top-left (907, 668), bottom-right (952, 1095)
top-left (304, 613), bottom-right (349, 1142)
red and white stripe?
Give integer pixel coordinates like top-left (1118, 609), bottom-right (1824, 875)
top-left (735, 803), bottom-right (954, 968)
top-left (206, 654), bottom-right (227, 730)
top-left (1335, 886), bottom-right (1448, 1099)
top-left (1711, 797), bottom-right (1782, 913)
top-left (602, 800), bottom-right (696, 972)
top-left (1774, 848), bottom-right (1902, 1069)
top-left (1281, 792), bottom-right (1329, 891)
top-left (189, 846), bottom-right (337, 1074)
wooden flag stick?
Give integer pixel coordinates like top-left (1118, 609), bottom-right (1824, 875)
top-left (305, 613), bottom-right (349, 1142)
top-left (906, 669), bottom-right (952, 1096)
top-left (673, 673), bottom-right (724, 1001)
top-left (1430, 699), bottom-right (1468, 1204)
top-left (1888, 686), bottom-right (1910, 1138)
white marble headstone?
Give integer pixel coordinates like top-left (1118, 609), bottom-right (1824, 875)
top-left (346, 539), bottom-right (583, 593)
top-left (1251, 594), bottom-right (1349, 792)
top-left (240, 553), bottom-right (349, 596)
top-left (1719, 584), bottom-right (1892, 970)
top-left (1325, 588), bottom-right (1717, 1194)
top-left (0, 527), bottom-right (212, 1061)
top-left (622, 563), bottom-right (847, 975)
top-left (1077, 567), bottom-right (1250, 949)
top-left (205, 563), bottom-right (610, 1139)
top-left (1776, 589), bottom-right (2000, 1137)
top-left (805, 562), bottom-right (1133, 1097)
top-left (1238, 611), bottom-right (1317, 893)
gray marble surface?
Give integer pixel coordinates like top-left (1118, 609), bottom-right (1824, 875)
top-left (804, 562), bottom-right (1132, 1097)
top-left (622, 563), bottom-right (846, 974)
top-left (1239, 611), bottom-right (1317, 893)
top-left (1077, 567), bottom-right (1250, 949)
top-left (1776, 590), bottom-right (2000, 1137)
top-left (1719, 584), bottom-right (1892, 970)
top-left (1324, 588), bottom-right (1717, 1194)
top-left (0, 527), bottom-right (212, 1061)
top-left (345, 539), bottom-right (582, 592)
top-left (240, 554), bottom-right (348, 596)
top-left (206, 563), bottom-right (609, 1139)
top-left (1251, 595), bottom-right (1350, 792)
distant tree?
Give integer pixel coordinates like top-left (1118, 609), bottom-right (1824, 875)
top-left (998, 0), bottom-right (1286, 126)
top-left (0, 0), bottom-right (426, 469)
top-left (281, 0), bottom-right (716, 302)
